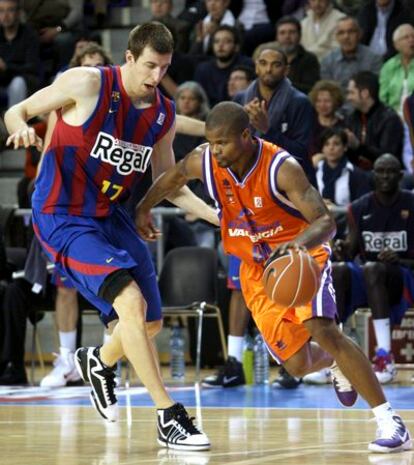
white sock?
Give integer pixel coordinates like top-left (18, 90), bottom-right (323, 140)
top-left (372, 402), bottom-right (395, 422)
top-left (59, 330), bottom-right (77, 353)
top-left (373, 318), bottom-right (391, 352)
top-left (228, 335), bottom-right (244, 362)
top-left (103, 331), bottom-right (112, 345)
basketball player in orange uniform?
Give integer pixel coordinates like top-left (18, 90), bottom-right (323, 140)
top-left (136, 102), bottom-right (412, 453)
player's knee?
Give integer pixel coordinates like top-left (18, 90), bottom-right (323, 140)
top-left (283, 347), bottom-right (313, 378)
top-left (112, 283), bottom-right (148, 327)
top-left (146, 319), bottom-right (163, 338)
top-left (308, 320), bottom-right (341, 353)
top-left (362, 261), bottom-right (385, 285)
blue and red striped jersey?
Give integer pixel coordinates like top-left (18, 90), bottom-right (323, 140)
top-left (32, 65), bottom-right (175, 217)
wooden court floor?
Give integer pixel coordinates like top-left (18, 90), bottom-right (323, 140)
top-left (0, 403), bottom-right (413, 465)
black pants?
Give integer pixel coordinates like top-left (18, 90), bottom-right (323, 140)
top-left (1, 279), bottom-right (53, 367)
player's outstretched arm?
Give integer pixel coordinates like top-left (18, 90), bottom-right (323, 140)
top-left (176, 115), bottom-right (205, 137)
top-left (275, 157), bottom-right (336, 254)
top-left (136, 145), bottom-right (207, 240)
top-left (4, 67), bottom-right (100, 150)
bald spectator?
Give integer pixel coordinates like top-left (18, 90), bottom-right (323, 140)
top-left (379, 23), bottom-right (414, 114)
top-left (300, 0), bottom-right (346, 62)
top-left (321, 16), bottom-right (383, 93)
top-left (357, 0), bottom-right (413, 60)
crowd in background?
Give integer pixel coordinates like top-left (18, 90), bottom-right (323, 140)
top-left (1, 0), bottom-right (414, 389)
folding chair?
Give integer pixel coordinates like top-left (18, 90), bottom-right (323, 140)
top-left (158, 246), bottom-right (227, 382)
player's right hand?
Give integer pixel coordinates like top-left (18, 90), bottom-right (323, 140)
top-left (6, 127), bottom-right (43, 151)
top-left (135, 207), bottom-right (161, 242)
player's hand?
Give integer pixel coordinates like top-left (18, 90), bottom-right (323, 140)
top-left (378, 248), bottom-right (399, 264)
top-left (135, 206), bottom-right (161, 241)
top-left (6, 127), bottom-right (43, 151)
top-left (332, 239), bottom-right (346, 261)
top-left (244, 98), bottom-right (269, 134)
top-left (265, 242), bottom-right (306, 267)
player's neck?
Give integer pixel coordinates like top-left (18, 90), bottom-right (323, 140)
top-left (230, 141), bottom-right (259, 179)
top-left (120, 67), bottom-right (156, 108)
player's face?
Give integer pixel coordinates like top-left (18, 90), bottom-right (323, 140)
top-left (206, 126), bottom-right (247, 168)
top-left (126, 46), bottom-right (171, 98)
top-left (322, 135), bottom-right (346, 163)
top-left (255, 50), bottom-right (288, 90)
top-left (373, 160), bottom-right (402, 193)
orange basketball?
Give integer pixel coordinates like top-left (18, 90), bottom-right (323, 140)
top-left (262, 249), bottom-right (321, 307)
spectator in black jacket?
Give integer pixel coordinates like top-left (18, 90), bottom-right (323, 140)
top-left (0, 0), bottom-right (40, 110)
top-left (345, 71), bottom-right (404, 169)
top-left (234, 44), bottom-right (316, 183)
top-left (357, 0), bottom-right (413, 60)
top-left (194, 25), bottom-right (253, 106)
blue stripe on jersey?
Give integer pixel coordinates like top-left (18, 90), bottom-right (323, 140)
top-left (56, 146), bottom-right (77, 208)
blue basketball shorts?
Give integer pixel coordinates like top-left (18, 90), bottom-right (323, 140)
top-left (227, 254), bottom-right (241, 290)
top-left (32, 206), bottom-right (161, 324)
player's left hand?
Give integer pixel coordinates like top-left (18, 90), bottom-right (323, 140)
top-left (244, 98), bottom-right (269, 134)
top-left (135, 207), bottom-right (161, 241)
top-left (265, 242), bottom-right (306, 267)
top-left (378, 248), bottom-right (399, 264)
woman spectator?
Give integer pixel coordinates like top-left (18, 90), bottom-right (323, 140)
top-left (315, 127), bottom-right (371, 237)
top-left (309, 79), bottom-right (345, 165)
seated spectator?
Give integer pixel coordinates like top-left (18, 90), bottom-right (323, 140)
top-left (379, 23), bottom-right (414, 115)
top-left (229, 0), bottom-right (279, 56)
top-left (345, 71), bottom-right (404, 169)
top-left (265, 15), bottom-right (320, 94)
top-left (227, 64), bottom-right (255, 98)
top-left (189, 0), bottom-right (240, 57)
top-left (321, 16), bottom-right (383, 94)
top-left (300, 0), bottom-right (346, 62)
top-left (357, 0), bottom-right (413, 60)
top-left (0, 0), bottom-right (40, 110)
top-left (194, 25), bottom-right (253, 106)
top-left (332, 154), bottom-right (414, 384)
top-left (23, 0), bottom-right (85, 75)
top-left (173, 81), bottom-right (209, 161)
top-left (309, 79), bottom-right (345, 163)
top-left (150, 0), bottom-right (191, 53)
top-left (315, 127), bottom-right (371, 236)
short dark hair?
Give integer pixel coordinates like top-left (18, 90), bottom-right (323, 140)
top-left (255, 43), bottom-right (288, 65)
top-left (230, 65), bottom-right (256, 82)
top-left (69, 42), bottom-right (113, 68)
top-left (206, 102), bottom-right (249, 135)
top-left (127, 21), bottom-right (174, 60)
top-left (351, 71), bottom-right (379, 101)
top-left (212, 25), bottom-right (241, 46)
top-left (276, 16), bottom-right (302, 36)
top-left (320, 127), bottom-right (348, 147)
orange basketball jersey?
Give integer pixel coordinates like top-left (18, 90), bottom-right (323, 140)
top-left (203, 138), bottom-right (329, 265)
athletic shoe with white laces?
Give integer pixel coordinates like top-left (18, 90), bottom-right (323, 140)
top-left (373, 349), bottom-right (397, 384)
top-left (74, 346), bottom-right (118, 422)
top-left (40, 352), bottom-right (82, 388)
top-left (331, 363), bottom-right (358, 407)
top-left (302, 368), bottom-right (331, 385)
top-left (157, 403), bottom-right (210, 451)
top-left (369, 415), bottom-right (412, 453)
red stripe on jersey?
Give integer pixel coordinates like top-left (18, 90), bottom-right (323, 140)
top-left (33, 223), bottom-right (119, 276)
top-left (45, 147), bottom-right (65, 213)
top-left (69, 147), bottom-right (88, 216)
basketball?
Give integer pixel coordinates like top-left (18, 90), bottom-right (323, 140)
top-left (262, 249), bottom-right (321, 307)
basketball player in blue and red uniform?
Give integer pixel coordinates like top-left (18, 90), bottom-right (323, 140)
top-left (136, 102), bottom-right (412, 453)
top-left (5, 22), bottom-right (215, 451)
top-left (333, 154), bottom-right (414, 384)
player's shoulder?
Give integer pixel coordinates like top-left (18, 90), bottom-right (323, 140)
top-left (55, 66), bottom-right (102, 95)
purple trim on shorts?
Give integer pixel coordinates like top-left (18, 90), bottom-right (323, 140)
top-left (311, 259), bottom-right (337, 319)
